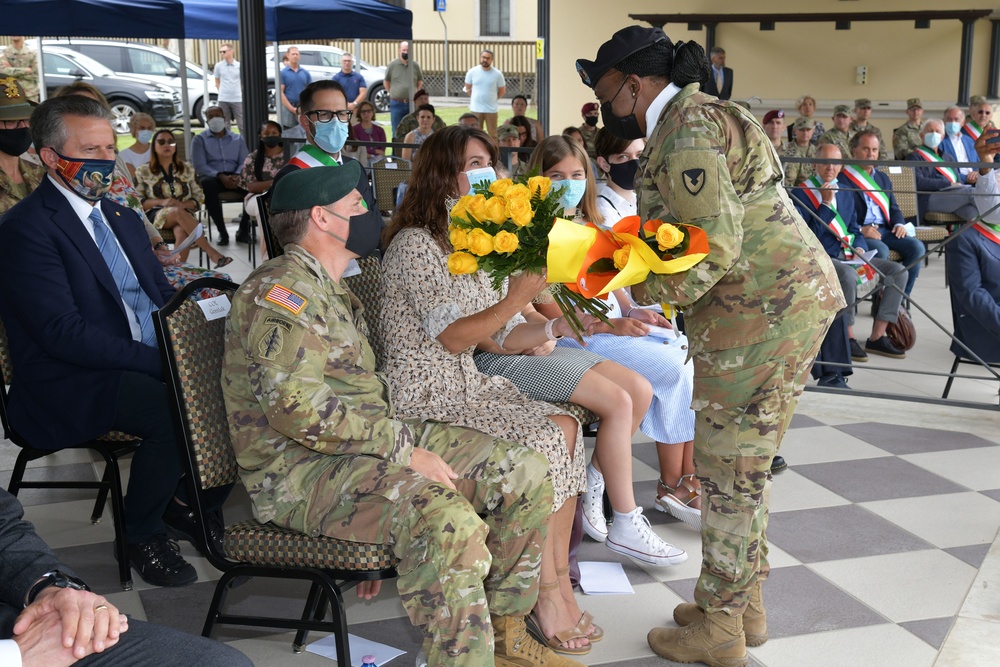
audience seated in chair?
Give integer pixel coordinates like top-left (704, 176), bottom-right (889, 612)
top-left (941, 105), bottom-right (980, 186)
top-left (906, 119), bottom-right (978, 221)
top-left (192, 106), bottom-right (248, 245)
top-left (118, 112), bottom-right (156, 182)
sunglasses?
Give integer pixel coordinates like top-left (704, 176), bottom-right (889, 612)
top-left (156, 138), bottom-right (177, 146)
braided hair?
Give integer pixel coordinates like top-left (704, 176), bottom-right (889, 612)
top-left (612, 38), bottom-right (711, 89)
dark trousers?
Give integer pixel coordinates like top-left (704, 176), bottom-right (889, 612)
top-left (75, 618), bottom-right (252, 666)
top-left (812, 313), bottom-right (851, 380)
top-left (110, 372), bottom-right (184, 544)
top-left (198, 176), bottom-right (246, 238)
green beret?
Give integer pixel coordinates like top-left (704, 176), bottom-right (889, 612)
top-left (270, 162), bottom-right (362, 214)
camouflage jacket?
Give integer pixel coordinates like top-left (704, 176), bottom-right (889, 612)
top-left (0, 158), bottom-right (44, 216)
top-left (579, 123), bottom-right (598, 158)
top-left (394, 112), bottom-right (446, 140)
top-left (893, 122), bottom-right (922, 160)
top-left (636, 83), bottom-right (844, 355)
top-left (0, 46), bottom-right (39, 101)
top-left (222, 245), bottom-right (415, 524)
top-left (848, 121), bottom-right (887, 159)
top-left (816, 128), bottom-right (851, 161)
top-left (780, 140), bottom-right (816, 187)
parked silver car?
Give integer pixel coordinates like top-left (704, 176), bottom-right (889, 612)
top-left (264, 44), bottom-right (388, 113)
top-left (48, 39), bottom-right (219, 125)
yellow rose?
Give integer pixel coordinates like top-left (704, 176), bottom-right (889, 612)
top-left (467, 228), bottom-right (495, 256)
top-left (527, 175), bottom-right (552, 199)
top-left (467, 194), bottom-right (490, 222)
top-left (449, 225), bottom-right (469, 251)
top-left (493, 230), bottom-right (520, 254)
top-left (484, 196), bottom-right (509, 225)
top-left (450, 194), bottom-right (475, 221)
top-left (613, 245), bottom-right (631, 270)
top-left (489, 178), bottom-right (514, 198)
top-left (504, 183), bottom-right (532, 203)
top-left (656, 223), bottom-right (684, 251)
top-left (447, 251), bottom-right (479, 275)
top-left (506, 197), bottom-right (534, 227)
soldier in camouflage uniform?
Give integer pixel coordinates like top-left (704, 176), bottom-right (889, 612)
top-left (222, 163), bottom-right (584, 667)
top-left (817, 104), bottom-right (852, 159)
top-left (578, 27), bottom-right (844, 667)
top-left (0, 79), bottom-right (43, 216)
top-left (780, 117), bottom-right (817, 187)
top-left (847, 98), bottom-right (887, 159)
top-left (578, 102), bottom-right (600, 158)
top-left (0, 37), bottom-right (39, 102)
top-left (893, 97), bottom-right (924, 159)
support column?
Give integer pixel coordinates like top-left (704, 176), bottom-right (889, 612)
top-left (705, 23), bottom-right (717, 54)
top-left (537, 0), bottom-right (550, 136)
top-left (989, 19), bottom-right (1000, 99)
top-left (958, 18), bottom-right (975, 106)
top-left (238, 0), bottom-right (268, 146)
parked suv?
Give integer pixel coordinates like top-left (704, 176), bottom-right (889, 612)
top-left (41, 46), bottom-right (182, 134)
top-left (48, 39), bottom-right (218, 125)
top-left (265, 44), bottom-right (388, 113)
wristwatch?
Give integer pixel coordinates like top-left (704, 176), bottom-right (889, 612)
top-left (154, 241), bottom-right (169, 250)
top-left (24, 569), bottom-right (90, 607)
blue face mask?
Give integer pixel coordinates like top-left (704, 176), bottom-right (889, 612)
top-left (944, 121), bottom-right (962, 137)
top-left (464, 166), bottom-right (497, 195)
top-left (311, 118), bottom-right (349, 154)
top-left (555, 178), bottom-right (587, 210)
top-left (136, 129), bottom-right (154, 145)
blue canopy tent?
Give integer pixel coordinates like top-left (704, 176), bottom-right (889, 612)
top-left (0, 0), bottom-right (186, 38)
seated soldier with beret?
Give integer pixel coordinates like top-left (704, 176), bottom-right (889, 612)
top-left (221, 163), bottom-right (579, 667)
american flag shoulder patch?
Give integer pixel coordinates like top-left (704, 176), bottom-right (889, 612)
top-left (265, 284), bottom-right (307, 314)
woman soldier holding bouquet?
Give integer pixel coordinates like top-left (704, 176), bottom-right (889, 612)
top-left (577, 26), bottom-right (844, 667)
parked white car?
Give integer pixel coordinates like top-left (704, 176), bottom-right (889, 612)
top-left (264, 44), bottom-right (388, 113)
top-left (48, 39), bottom-right (219, 125)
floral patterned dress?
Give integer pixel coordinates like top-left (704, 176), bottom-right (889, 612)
top-left (133, 161), bottom-right (205, 230)
top-left (380, 227), bottom-right (585, 509)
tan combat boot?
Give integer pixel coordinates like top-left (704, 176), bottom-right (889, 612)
top-left (672, 582), bottom-right (768, 647)
top-left (647, 610), bottom-right (748, 667)
top-left (492, 615), bottom-right (586, 667)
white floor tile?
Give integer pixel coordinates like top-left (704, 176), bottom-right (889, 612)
top-left (860, 492), bottom-right (1000, 549)
top-left (810, 550), bottom-right (977, 623)
top-left (23, 499), bottom-right (117, 548)
top-left (749, 623), bottom-right (937, 667)
top-left (769, 469), bottom-right (852, 513)
top-left (778, 426), bottom-right (890, 464)
top-left (902, 445), bottom-right (1000, 491)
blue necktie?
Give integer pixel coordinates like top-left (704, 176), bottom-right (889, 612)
top-left (89, 207), bottom-right (158, 347)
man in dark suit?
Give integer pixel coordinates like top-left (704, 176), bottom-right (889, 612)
top-left (792, 144), bottom-right (910, 372)
top-left (703, 46), bottom-right (733, 100)
top-left (840, 128), bottom-right (924, 297)
top-left (0, 488), bottom-right (251, 666)
top-left (0, 96), bottom-right (204, 588)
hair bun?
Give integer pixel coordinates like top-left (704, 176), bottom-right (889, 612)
top-left (670, 41), bottom-right (710, 88)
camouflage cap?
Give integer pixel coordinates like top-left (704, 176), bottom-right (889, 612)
top-left (833, 104), bottom-right (851, 117)
top-left (793, 116), bottom-right (815, 130)
top-left (855, 98), bottom-right (872, 109)
top-left (496, 124), bottom-right (519, 141)
top-left (575, 25), bottom-right (669, 89)
top-left (270, 162), bottom-right (362, 214)
top-left (970, 95), bottom-right (988, 107)
top-left (906, 98), bottom-right (923, 109)
top-left (0, 78), bottom-right (36, 121)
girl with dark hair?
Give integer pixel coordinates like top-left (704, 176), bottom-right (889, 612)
top-left (237, 120), bottom-right (286, 195)
top-left (400, 103), bottom-right (436, 161)
top-left (134, 130), bottom-right (231, 267)
top-left (577, 26), bottom-right (843, 665)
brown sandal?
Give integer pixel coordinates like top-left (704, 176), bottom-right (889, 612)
top-left (655, 474), bottom-right (702, 530)
top-left (525, 581), bottom-right (591, 655)
top-left (555, 566), bottom-right (603, 642)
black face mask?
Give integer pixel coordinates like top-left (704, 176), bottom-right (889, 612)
top-left (601, 76), bottom-right (644, 140)
top-left (607, 159), bottom-right (639, 190)
top-left (326, 207), bottom-right (384, 258)
top-left (584, 115), bottom-right (598, 127)
top-left (261, 136), bottom-right (283, 148)
top-left (0, 127), bottom-right (32, 157)
top-left (401, 52), bottom-right (409, 61)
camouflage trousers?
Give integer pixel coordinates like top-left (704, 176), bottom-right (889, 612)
top-left (283, 420), bottom-right (553, 666)
top-left (690, 318), bottom-right (832, 616)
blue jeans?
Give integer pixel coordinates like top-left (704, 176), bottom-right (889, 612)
top-left (866, 228), bottom-right (924, 296)
top-left (390, 99), bottom-right (409, 138)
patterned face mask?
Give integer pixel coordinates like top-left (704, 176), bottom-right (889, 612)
top-left (51, 150), bottom-right (116, 202)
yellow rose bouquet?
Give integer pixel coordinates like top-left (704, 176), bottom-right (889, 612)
top-left (447, 173), bottom-right (612, 336)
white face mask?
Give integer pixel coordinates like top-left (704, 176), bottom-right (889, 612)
top-left (923, 132), bottom-right (943, 150)
top-left (207, 117), bottom-right (227, 133)
top-left (944, 121), bottom-right (962, 137)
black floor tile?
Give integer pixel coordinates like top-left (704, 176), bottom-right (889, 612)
top-left (834, 422), bottom-right (997, 456)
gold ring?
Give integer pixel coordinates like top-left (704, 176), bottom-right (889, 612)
top-left (94, 604), bottom-right (108, 612)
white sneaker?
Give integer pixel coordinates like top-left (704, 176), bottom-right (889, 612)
top-left (582, 464), bottom-right (608, 542)
top-left (606, 507), bottom-right (687, 567)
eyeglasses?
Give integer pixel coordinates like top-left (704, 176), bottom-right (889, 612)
top-left (219, 50), bottom-right (229, 54)
top-left (304, 109), bottom-right (352, 124)
top-left (1, 119), bottom-right (28, 129)
top-left (359, 108), bottom-right (373, 114)
top-left (156, 138), bottom-right (177, 146)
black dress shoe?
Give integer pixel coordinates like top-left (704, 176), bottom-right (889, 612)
top-left (234, 230), bottom-right (251, 244)
top-left (770, 455), bottom-right (788, 474)
top-left (127, 536), bottom-right (197, 587)
top-left (865, 335), bottom-right (906, 359)
top-left (216, 233), bottom-right (230, 246)
top-left (818, 373), bottom-right (850, 389)
top-left (849, 338), bottom-right (868, 362)
top-left (163, 502), bottom-right (224, 556)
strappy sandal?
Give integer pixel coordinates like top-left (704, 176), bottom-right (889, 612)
top-left (655, 474), bottom-right (702, 530)
top-left (215, 256), bottom-right (234, 269)
top-left (525, 581), bottom-right (591, 655)
top-left (555, 566), bottom-right (603, 642)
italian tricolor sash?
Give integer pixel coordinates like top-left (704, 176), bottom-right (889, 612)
top-left (911, 147), bottom-right (958, 184)
top-left (975, 221), bottom-right (1000, 246)
top-left (842, 165), bottom-right (890, 221)
top-left (803, 175), bottom-right (855, 258)
top-left (288, 144), bottom-right (340, 169)
top-left (963, 120), bottom-right (983, 141)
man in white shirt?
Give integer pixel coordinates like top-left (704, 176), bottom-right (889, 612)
top-left (464, 50), bottom-right (506, 138)
top-left (942, 106), bottom-right (979, 185)
top-left (213, 44), bottom-right (242, 137)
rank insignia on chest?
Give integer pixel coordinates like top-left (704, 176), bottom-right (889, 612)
top-left (265, 284), bottom-right (307, 314)
top-left (682, 169), bottom-right (706, 196)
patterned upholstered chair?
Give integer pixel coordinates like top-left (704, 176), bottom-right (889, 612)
top-left (0, 318), bottom-right (139, 590)
top-left (153, 278), bottom-right (396, 662)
